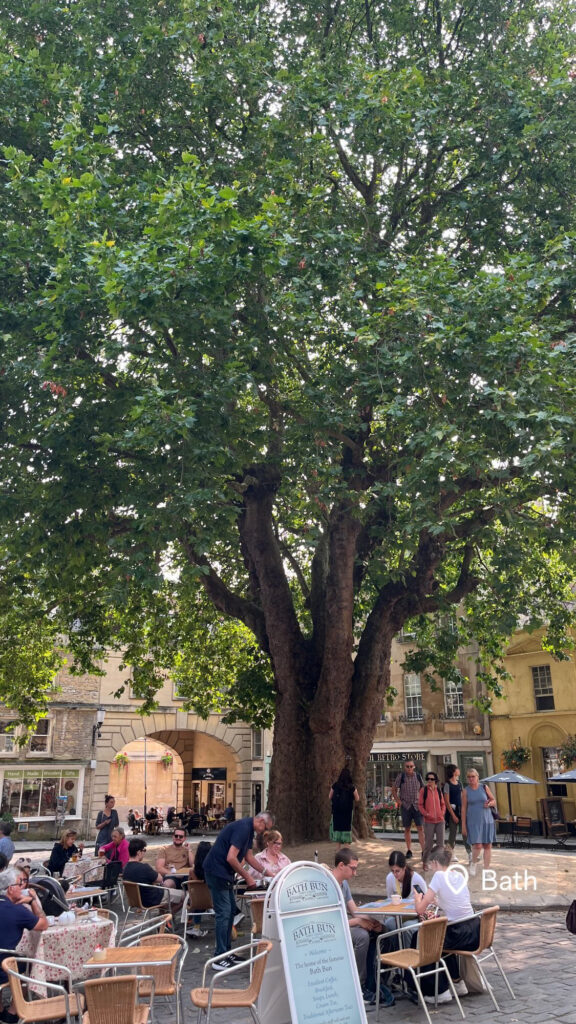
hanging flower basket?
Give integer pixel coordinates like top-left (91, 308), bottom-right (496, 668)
top-left (501, 741), bottom-right (531, 771)
top-left (114, 752), bottom-right (129, 768)
top-left (558, 735), bottom-right (576, 769)
top-left (160, 751), bottom-right (173, 769)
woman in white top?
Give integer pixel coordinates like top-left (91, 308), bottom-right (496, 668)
top-left (412, 845), bottom-right (480, 1002)
top-left (385, 850), bottom-right (427, 899)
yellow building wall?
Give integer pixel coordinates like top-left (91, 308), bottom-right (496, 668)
top-left (489, 629), bottom-right (576, 823)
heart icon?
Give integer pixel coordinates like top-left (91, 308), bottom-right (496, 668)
top-left (445, 863), bottom-right (469, 895)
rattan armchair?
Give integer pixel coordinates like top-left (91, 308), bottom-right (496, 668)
top-left (82, 975), bottom-right (154, 1024)
top-left (120, 880), bottom-right (172, 934)
top-left (376, 917), bottom-right (465, 1024)
top-left (190, 940), bottom-right (272, 1024)
top-left (130, 933), bottom-right (187, 1024)
top-left (119, 913), bottom-right (173, 946)
top-left (444, 905), bottom-right (515, 1012)
top-left (1, 956), bottom-right (84, 1024)
top-left (181, 880), bottom-right (214, 937)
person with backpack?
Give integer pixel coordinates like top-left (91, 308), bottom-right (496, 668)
top-left (418, 772), bottom-right (446, 870)
top-left (391, 759), bottom-right (425, 860)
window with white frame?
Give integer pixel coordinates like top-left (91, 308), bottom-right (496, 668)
top-left (404, 673), bottom-right (423, 721)
top-left (28, 719), bottom-right (52, 754)
top-left (1, 768), bottom-right (81, 819)
top-left (531, 665), bottom-right (555, 711)
top-left (444, 679), bottom-right (465, 719)
top-left (252, 729), bottom-right (263, 759)
top-left (0, 722), bottom-right (16, 754)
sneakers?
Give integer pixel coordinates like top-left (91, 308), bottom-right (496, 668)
top-left (405, 850), bottom-right (413, 859)
top-left (424, 990), bottom-right (453, 1004)
top-left (233, 912), bottom-right (245, 927)
top-left (469, 861), bottom-right (477, 876)
top-left (228, 953), bottom-right (246, 965)
top-left (187, 928), bottom-right (208, 939)
top-left (453, 980), bottom-right (468, 996)
top-left (212, 957), bottom-right (233, 971)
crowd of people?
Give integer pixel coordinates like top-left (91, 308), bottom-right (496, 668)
top-left (0, 759), bottom-right (499, 1017)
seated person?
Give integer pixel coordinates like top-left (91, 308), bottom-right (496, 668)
top-left (248, 829), bottom-right (290, 880)
top-left (98, 826), bottom-right (130, 868)
top-left (46, 828), bottom-right (84, 877)
top-left (156, 829), bottom-right (194, 887)
top-left (145, 808), bottom-right (160, 834)
top-left (0, 866), bottom-right (48, 1022)
top-left (123, 838), bottom-right (184, 907)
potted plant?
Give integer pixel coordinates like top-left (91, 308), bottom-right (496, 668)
top-left (114, 751), bottom-right (129, 768)
top-left (160, 751), bottom-right (173, 769)
top-left (558, 735), bottom-right (576, 769)
top-left (501, 740), bottom-right (531, 771)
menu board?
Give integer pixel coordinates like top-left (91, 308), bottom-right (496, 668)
top-left (259, 862), bottom-right (367, 1024)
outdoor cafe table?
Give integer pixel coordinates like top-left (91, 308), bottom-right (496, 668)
top-left (16, 912), bottom-right (115, 992)
top-left (67, 885), bottom-right (108, 908)
top-left (84, 945), bottom-right (179, 973)
top-left (356, 897), bottom-right (418, 942)
top-left (63, 856), bottom-right (104, 884)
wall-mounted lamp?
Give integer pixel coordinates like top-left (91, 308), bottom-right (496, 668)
top-left (473, 723), bottom-right (483, 736)
top-left (92, 707), bottom-right (106, 744)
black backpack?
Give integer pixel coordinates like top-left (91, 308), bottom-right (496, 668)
top-left (400, 771), bottom-right (424, 788)
top-left (566, 900), bottom-right (576, 935)
top-left (193, 841), bottom-right (212, 881)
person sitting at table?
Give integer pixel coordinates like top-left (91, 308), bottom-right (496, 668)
top-left (411, 845), bottom-right (477, 1003)
top-left (0, 867), bottom-right (48, 1023)
top-left (123, 838), bottom-right (184, 908)
top-left (145, 807), bottom-right (160, 834)
top-left (247, 829), bottom-right (291, 880)
top-left (156, 828), bottom-right (195, 887)
top-left (331, 848), bottom-right (394, 1007)
top-left (98, 826), bottom-right (130, 868)
top-left (46, 828), bottom-right (85, 877)
top-left (386, 849), bottom-right (427, 900)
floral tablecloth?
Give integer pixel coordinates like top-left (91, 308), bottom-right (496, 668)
top-left (16, 915), bottom-right (115, 993)
top-left (63, 856), bottom-right (104, 883)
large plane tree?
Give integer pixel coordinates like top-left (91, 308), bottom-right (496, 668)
top-left (1, 0), bottom-right (576, 839)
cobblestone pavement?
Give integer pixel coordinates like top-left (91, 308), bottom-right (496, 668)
top-left (178, 910), bottom-right (575, 1023)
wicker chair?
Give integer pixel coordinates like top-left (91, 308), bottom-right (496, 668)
top-left (444, 906), bottom-right (515, 1012)
top-left (120, 880), bottom-right (172, 935)
top-left (1, 956), bottom-right (84, 1024)
top-left (82, 975), bottom-right (153, 1024)
top-left (190, 940), bottom-right (272, 1024)
top-left (376, 917), bottom-right (465, 1024)
top-left (130, 933), bottom-right (187, 1024)
top-left (119, 913), bottom-right (173, 946)
top-left (181, 880), bottom-right (214, 937)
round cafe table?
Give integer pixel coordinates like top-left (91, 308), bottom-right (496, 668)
top-left (63, 856), bottom-right (104, 884)
top-left (16, 913), bottom-right (115, 993)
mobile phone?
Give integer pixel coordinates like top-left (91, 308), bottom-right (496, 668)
top-left (413, 884), bottom-right (424, 894)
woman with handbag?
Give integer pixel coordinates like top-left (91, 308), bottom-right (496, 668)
top-left (461, 768), bottom-right (496, 874)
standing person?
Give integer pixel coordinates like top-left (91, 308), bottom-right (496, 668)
top-left (223, 802), bottom-right (235, 823)
top-left (391, 760), bottom-right (425, 860)
top-left (94, 794), bottom-right (119, 855)
top-left (202, 810), bottom-right (274, 969)
top-left (46, 829), bottom-right (85, 876)
top-left (0, 824), bottom-right (14, 863)
top-left (418, 772), bottom-right (445, 870)
top-left (443, 764), bottom-right (471, 858)
top-left (329, 767), bottom-right (360, 846)
top-left (461, 769), bottom-right (496, 874)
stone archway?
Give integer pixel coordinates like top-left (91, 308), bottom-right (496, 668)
top-left (91, 708), bottom-right (254, 834)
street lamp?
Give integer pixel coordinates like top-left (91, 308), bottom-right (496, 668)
top-left (92, 707), bottom-right (106, 745)
top-left (138, 735), bottom-right (148, 818)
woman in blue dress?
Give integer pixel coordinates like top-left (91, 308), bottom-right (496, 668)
top-left (461, 769), bottom-right (496, 876)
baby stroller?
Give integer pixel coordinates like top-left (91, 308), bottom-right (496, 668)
top-left (30, 876), bottom-right (69, 916)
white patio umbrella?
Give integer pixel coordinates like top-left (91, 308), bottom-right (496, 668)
top-left (481, 769), bottom-right (540, 818)
top-left (549, 769), bottom-right (576, 781)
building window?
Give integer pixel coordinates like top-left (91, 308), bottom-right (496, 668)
top-left (0, 768), bottom-right (81, 820)
top-left (444, 679), bottom-right (465, 719)
top-left (0, 722), bottom-right (16, 754)
top-left (404, 673), bottom-right (423, 721)
top-left (29, 719), bottom-right (51, 754)
top-left (252, 729), bottom-right (263, 759)
top-left (531, 665), bottom-right (555, 711)
top-left (397, 627), bottom-right (417, 644)
top-left (542, 747), bottom-right (561, 777)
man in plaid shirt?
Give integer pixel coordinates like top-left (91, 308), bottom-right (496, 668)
top-left (392, 760), bottom-right (425, 860)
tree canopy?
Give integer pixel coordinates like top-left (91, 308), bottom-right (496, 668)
top-left (1, 0), bottom-right (576, 837)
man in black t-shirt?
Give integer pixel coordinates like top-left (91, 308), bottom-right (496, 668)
top-left (123, 838), bottom-right (184, 908)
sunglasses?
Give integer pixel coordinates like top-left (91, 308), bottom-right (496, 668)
top-left (426, 776), bottom-right (436, 781)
